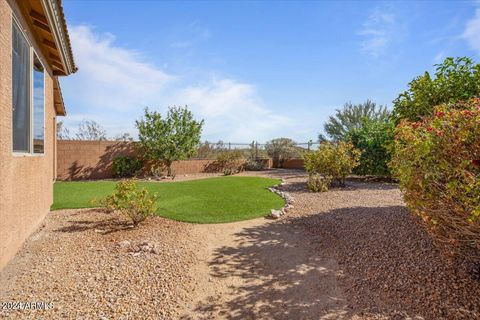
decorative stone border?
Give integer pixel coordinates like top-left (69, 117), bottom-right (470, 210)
top-left (267, 179), bottom-right (294, 219)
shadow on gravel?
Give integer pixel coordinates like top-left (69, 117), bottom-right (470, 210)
top-left (191, 205), bottom-right (480, 320)
top-left (280, 180), bottom-right (398, 193)
top-left (54, 213), bottom-right (133, 235)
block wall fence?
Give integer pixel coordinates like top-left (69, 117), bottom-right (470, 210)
top-left (56, 140), bottom-right (305, 180)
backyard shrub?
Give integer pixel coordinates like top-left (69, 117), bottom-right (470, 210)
top-left (101, 180), bottom-right (158, 226)
top-left (307, 174), bottom-right (332, 192)
top-left (390, 98), bottom-right (480, 260)
top-left (346, 118), bottom-right (395, 176)
top-left (265, 138), bottom-right (299, 168)
top-left (244, 159), bottom-right (267, 171)
top-left (111, 156), bottom-right (142, 178)
top-left (215, 150), bottom-right (245, 174)
top-left (304, 141), bottom-right (361, 188)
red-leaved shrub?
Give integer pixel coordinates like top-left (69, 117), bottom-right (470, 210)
top-left (391, 98), bottom-right (480, 260)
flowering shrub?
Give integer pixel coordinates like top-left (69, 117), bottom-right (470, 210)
top-left (304, 141), bottom-right (361, 189)
top-left (391, 98), bottom-right (480, 259)
top-left (102, 180), bottom-right (158, 226)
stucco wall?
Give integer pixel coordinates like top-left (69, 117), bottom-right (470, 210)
top-left (56, 140), bottom-right (221, 180)
top-left (0, 0), bottom-right (57, 270)
top-left (282, 158), bottom-right (305, 169)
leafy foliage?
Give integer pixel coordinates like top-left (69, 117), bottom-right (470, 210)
top-left (265, 138), bottom-right (299, 167)
top-left (136, 106), bottom-right (204, 177)
top-left (324, 100), bottom-right (389, 141)
top-left (111, 156), bottom-right (142, 178)
top-left (216, 149), bottom-right (245, 174)
top-left (75, 120), bottom-right (107, 141)
top-left (390, 98), bottom-right (480, 259)
top-left (304, 141), bottom-right (361, 187)
top-left (393, 57), bottom-right (480, 122)
top-left (346, 118), bottom-right (395, 176)
top-left (307, 173), bottom-right (332, 192)
top-left (101, 180), bottom-right (158, 226)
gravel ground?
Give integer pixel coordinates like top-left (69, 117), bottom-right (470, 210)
top-left (0, 210), bottom-right (198, 320)
top-left (266, 170), bottom-right (480, 319)
top-left (1, 169), bottom-right (479, 319)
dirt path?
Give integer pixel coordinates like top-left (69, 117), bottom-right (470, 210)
top-left (181, 218), bottom-right (347, 319)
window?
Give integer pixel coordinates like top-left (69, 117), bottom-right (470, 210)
top-left (33, 54), bottom-right (45, 153)
top-left (12, 20), bottom-right (30, 152)
top-left (12, 19), bottom-right (45, 154)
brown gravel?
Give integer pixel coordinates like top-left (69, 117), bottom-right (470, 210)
top-left (265, 170), bottom-right (480, 319)
top-left (1, 169), bottom-right (480, 319)
top-left (0, 210), bottom-right (198, 320)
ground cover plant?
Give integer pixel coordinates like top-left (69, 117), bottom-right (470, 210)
top-left (52, 176), bottom-right (284, 223)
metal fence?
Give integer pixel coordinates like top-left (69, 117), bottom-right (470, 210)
top-left (192, 141), bottom-right (321, 160)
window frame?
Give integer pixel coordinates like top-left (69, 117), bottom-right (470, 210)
top-left (12, 16), bottom-right (46, 157)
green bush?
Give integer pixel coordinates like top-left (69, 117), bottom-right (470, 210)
top-left (393, 57), bottom-right (480, 122)
top-left (101, 180), bottom-right (158, 226)
top-left (304, 141), bottom-right (361, 188)
top-left (346, 118), bottom-right (395, 176)
top-left (390, 98), bottom-right (480, 259)
top-left (111, 156), bottom-right (142, 178)
top-left (307, 174), bottom-right (332, 192)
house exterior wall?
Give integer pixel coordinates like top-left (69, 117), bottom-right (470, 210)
top-left (0, 0), bottom-right (57, 270)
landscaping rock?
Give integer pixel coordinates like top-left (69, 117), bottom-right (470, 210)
top-left (270, 209), bottom-right (282, 219)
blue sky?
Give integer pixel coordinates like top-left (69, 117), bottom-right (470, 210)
top-left (60, 0), bottom-right (480, 142)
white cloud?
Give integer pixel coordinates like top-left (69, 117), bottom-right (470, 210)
top-left (176, 79), bottom-right (293, 142)
top-left (60, 25), bottom-right (294, 142)
top-left (359, 7), bottom-right (397, 58)
top-left (462, 7), bottom-right (480, 53)
top-left (63, 25), bottom-right (173, 111)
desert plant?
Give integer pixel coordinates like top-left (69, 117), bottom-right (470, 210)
top-left (101, 180), bottom-right (158, 226)
top-left (393, 57), bottom-right (480, 122)
top-left (216, 149), bottom-right (244, 174)
top-left (346, 118), bottom-right (395, 176)
top-left (265, 138), bottom-right (299, 168)
top-left (111, 156), bottom-right (142, 178)
top-left (244, 159), bottom-right (266, 171)
top-left (136, 106), bottom-right (204, 177)
top-left (390, 98), bottom-right (480, 260)
top-left (307, 173), bottom-right (332, 192)
top-left (304, 141), bottom-right (361, 187)
top-left (324, 100), bottom-right (389, 141)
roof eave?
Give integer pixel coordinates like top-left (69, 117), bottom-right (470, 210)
top-left (40, 0), bottom-right (77, 76)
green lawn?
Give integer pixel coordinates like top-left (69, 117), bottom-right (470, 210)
top-left (52, 176), bottom-right (284, 223)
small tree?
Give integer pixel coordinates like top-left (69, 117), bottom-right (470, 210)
top-left (136, 106), bottom-right (204, 177)
top-left (265, 138), bottom-right (299, 167)
top-left (324, 100), bottom-right (389, 141)
top-left (56, 121), bottom-right (70, 140)
top-left (75, 120), bottom-right (107, 141)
